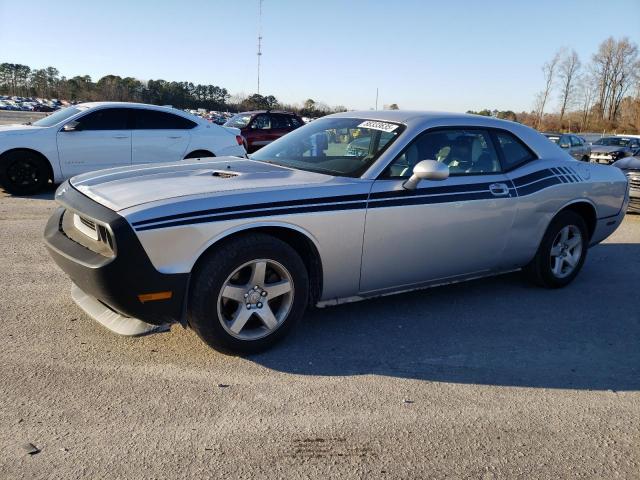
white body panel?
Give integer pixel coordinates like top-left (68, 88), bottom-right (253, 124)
top-left (0, 102), bottom-right (245, 183)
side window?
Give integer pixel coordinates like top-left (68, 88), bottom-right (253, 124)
top-left (270, 114), bottom-right (289, 129)
top-left (290, 117), bottom-right (303, 128)
top-left (251, 114), bottom-right (271, 130)
top-left (494, 131), bottom-right (536, 170)
top-left (570, 136), bottom-right (582, 146)
top-left (386, 129), bottom-right (500, 178)
top-left (134, 109), bottom-right (197, 130)
top-left (76, 108), bottom-right (129, 130)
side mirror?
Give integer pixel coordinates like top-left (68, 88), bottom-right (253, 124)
top-left (403, 160), bottom-right (449, 190)
top-left (62, 121), bottom-right (79, 132)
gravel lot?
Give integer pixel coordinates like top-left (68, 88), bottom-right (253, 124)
top-left (0, 188), bottom-right (638, 479)
top-left (0, 111), bottom-right (48, 126)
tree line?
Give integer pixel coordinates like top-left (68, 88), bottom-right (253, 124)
top-left (0, 63), bottom-right (344, 116)
top-left (470, 37), bottom-right (640, 133)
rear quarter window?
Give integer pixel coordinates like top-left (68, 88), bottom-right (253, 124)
top-left (493, 131), bottom-right (537, 171)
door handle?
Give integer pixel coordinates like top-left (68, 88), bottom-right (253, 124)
top-left (167, 135), bottom-right (183, 139)
top-left (112, 135), bottom-right (128, 139)
top-left (489, 183), bottom-right (510, 197)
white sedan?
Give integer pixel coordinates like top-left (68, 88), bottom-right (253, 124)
top-left (0, 102), bottom-right (246, 194)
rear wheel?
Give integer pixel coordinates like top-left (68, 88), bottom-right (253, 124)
top-left (0, 150), bottom-right (50, 195)
top-left (188, 233), bottom-right (309, 354)
top-left (581, 155), bottom-right (590, 162)
top-left (524, 210), bottom-right (588, 288)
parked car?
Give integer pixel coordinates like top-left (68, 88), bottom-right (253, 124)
top-left (589, 136), bottom-right (640, 164)
top-left (0, 102), bottom-right (246, 195)
top-left (613, 148), bottom-right (640, 213)
top-left (33, 104), bottom-right (56, 112)
top-left (543, 133), bottom-right (591, 161)
top-left (224, 110), bottom-right (304, 153)
top-left (44, 111), bottom-right (628, 354)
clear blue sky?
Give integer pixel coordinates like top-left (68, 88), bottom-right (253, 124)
top-left (1, 0), bottom-right (638, 111)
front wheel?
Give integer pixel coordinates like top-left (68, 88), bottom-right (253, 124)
top-left (524, 210), bottom-right (588, 288)
top-left (188, 233), bottom-right (309, 354)
top-left (0, 150), bottom-right (50, 195)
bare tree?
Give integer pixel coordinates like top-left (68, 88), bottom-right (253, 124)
top-left (558, 50), bottom-right (581, 123)
top-left (591, 37), bottom-right (639, 122)
top-left (577, 74), bottom-right (596, 131)
top-left (536, 50), bottom-right (562, 128)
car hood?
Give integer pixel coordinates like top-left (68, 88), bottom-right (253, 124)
top-left (591, 145), bottom-right (626, 154)
top-left (613, 156), bottom-right (640, 170)
top-left (69, 158), bottom-right (335, 211)
top-left (0, 124), bottom-right (43, 135)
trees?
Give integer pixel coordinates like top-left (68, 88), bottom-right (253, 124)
top-left (535, 50), bottom-right (562, 128)
top-left (557, 50), bottom-right (581, 123)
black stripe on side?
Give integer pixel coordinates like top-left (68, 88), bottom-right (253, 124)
top-left (512, 169), bottom-right (554, 187)
top-left (369, 191), bottom-right (494, 209)
top-left (135, 201), bottom-right (368, 232)
top-left (516, 176), bottom-right (562, 196)
top-left (369, 182), bottom-right (495, 200)
top-left (132, 193), bottom-right (370, 227)
top-left (550, 167), bottom-right (569, 183)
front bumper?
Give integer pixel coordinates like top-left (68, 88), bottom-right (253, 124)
top-left (44, 183), bottom-right (189, 327)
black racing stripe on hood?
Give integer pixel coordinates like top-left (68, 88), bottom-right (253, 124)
top-left (132, 193), bottom-right (370, 227)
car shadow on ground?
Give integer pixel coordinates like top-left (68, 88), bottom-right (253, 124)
top-left (0, 182), bottom-right (57, 200)
top-left (250, 243), bottom-right (640, 391)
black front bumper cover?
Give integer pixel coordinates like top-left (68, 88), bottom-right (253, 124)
top-left (44, 183), bottom-right (189, 326)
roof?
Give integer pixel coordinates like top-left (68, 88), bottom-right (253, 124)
top-left (236, 110), bottom-right (299, 115)
top-left (329, 109), bottom-right (522, 126)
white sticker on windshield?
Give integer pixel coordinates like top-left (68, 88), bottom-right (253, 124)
top-left (357, 120), bottom-right (399, 133)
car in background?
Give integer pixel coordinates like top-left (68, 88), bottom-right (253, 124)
top-left (590, 136), bottom-right (640, 164)
top-left (544, 133), bottom-right (591, 161)
top-left (44, 111), bottom-right (628, 353)
top-left (224, 110), bottom-right (304, 153)
top-left (0, 102), bottom-right (246, 195)
top-left (613, 148), bottom-right (640, 213)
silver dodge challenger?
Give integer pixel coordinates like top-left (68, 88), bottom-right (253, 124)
top-left (44, 111), bottom-right (630, 353)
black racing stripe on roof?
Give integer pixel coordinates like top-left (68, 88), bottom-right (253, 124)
top-left (132, 193), bottom-right (370, 227)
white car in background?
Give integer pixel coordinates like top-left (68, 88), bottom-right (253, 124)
top-left (0, 102), bottom-right (246, 194)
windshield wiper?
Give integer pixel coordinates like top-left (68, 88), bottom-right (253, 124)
top-left (23, 122), bottom-right (32, 126)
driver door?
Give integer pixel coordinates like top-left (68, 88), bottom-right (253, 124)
top-left (57, 107), bottom-right (132, 177)
top-left (360, 127), bottom-right (518, 293)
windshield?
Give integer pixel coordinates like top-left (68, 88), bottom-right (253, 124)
top-left (593, 137), bottom-right (630, 147)
top-left (250, 117), bottom-right (404, 177)
top-left (224, 113), bottom-right (252, 128)
top-left (32, 106), bottom-right (84, 127)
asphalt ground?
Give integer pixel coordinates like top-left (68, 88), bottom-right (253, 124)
top-left (0, 187), bottom-right (638, 479)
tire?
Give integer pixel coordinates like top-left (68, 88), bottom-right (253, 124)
top-left (0, 150), bottom-right (50, 195)
top-left (581, 155), bottom-right (590, 162)
top-left (188, 233), bottom-right (309, 354)
top-left (184, 150), bottom-right (214, 159)
top-left (524, 210), bottom-right (588, 288)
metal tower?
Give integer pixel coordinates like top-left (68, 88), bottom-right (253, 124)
top-left (257, 0), bottom-right (263, 94)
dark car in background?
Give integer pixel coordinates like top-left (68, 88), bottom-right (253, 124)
top-left (613, 148), bottom-right (640, 213)
top-left (224, 110), bottom-right (304, 153)
top-left (544, 133), bottom-right (591, 161)
top-left (590, 136), bottom-right (640, 164)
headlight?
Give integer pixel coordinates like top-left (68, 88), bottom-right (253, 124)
top-left (61, 210), bottom-right (115, 257)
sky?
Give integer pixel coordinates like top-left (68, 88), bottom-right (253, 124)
top-left (1, 0), bottom-right (639, 112)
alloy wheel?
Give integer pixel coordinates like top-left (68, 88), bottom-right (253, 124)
top-left (217, 259), bottom-right (294, 340)
top-left (549, 225), bottom-right (583, 279)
